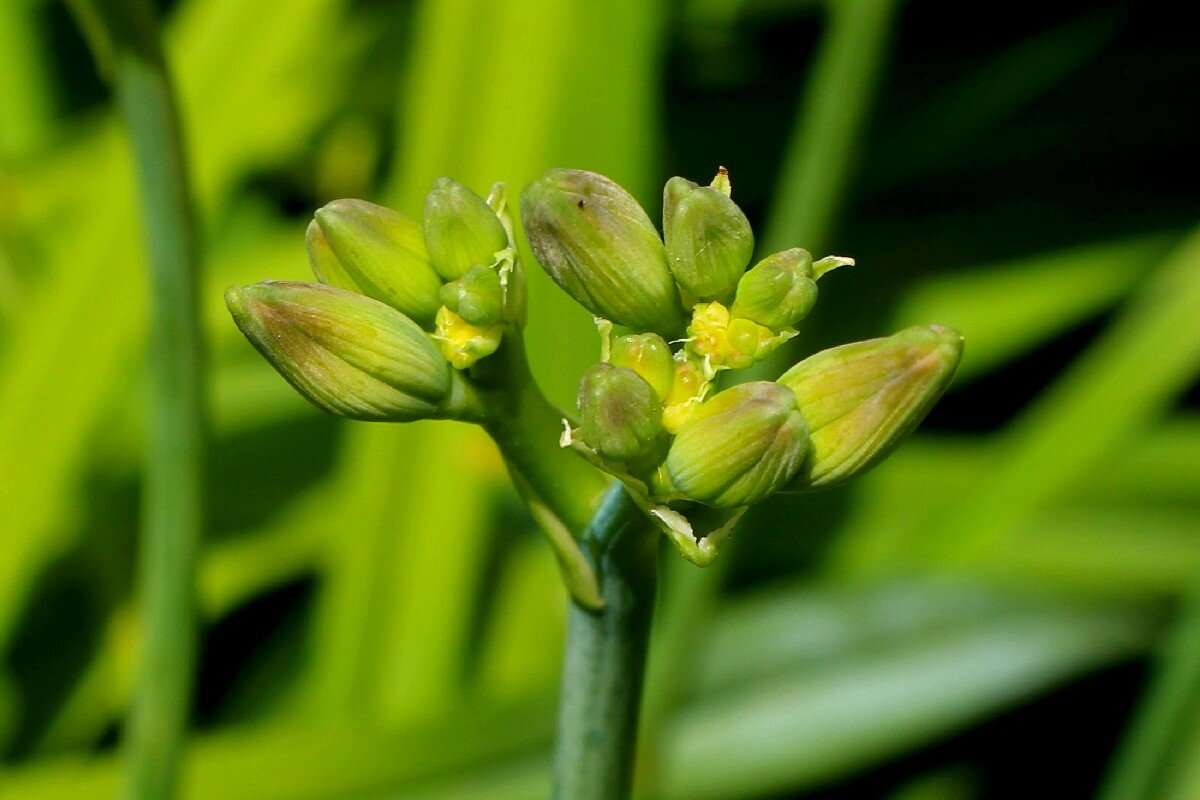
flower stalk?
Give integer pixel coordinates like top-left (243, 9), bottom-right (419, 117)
top-left (69, 1), bottom-right (207, 798)
top-left (224, 165), bottom-right (963, 800)
top-left (553, 482), bottom-right (659, 800)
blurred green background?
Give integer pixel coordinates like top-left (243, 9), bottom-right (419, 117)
top-left (2, 0), bottom-right (1199, 797)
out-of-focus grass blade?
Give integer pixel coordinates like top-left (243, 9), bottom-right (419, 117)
top-left (761, 0), bottom-right (901, 255)
top-left (0, 0), bottom-right (56, 159)
top-left (894, 234), bottom-right (1176, 381)
top-left (832, 427), bottom-right (1200, 592)
top-left (31, 610), bottom-right (134, 756)
top-left (0, 0), bottom-right (351, 651)
top-left (696, 578), bottom-right (1022, 695)
top-left (5, 578), bottom-right (1145, 800)
top-left (475, 539), bottom-right (567, 703)
top-left (370, 758), bottom-right (548, 800)
top-left (29, 483), bottom-right (333, 755)
top-left (996, 508), bottom-right (1200, 596)
top-left (872, 9), bottom-right (1120, 191)
top-left (684, 0), bottom-right (823, 32)
top-left (1099, 575), bottom-right (1200, 800)
top-left (659, 600), bottom-right (1146, 800)
top-left (0, 700), bottom-right (555, 800)
top-left (887, 768), bottom-right (979, 800)
top-left (368, 426), bottom-right (503, 722)
top-left (920, 223), bottom-right (1200, 564)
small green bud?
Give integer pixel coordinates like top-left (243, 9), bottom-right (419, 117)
top-left (666, 381), bottom-right (808, 508)
top-left (423, 177), bottom-right (509, 281)
top-left (578, 363), bottom-right (669, 471)
top-left (225, 281), bottom-right (454, 422)
top-left (439, 265), bottom-right (504, 327)
top-left (521, 169), bottom-right (684, 336)
top-left (610, 333), bottom-right (674, 400)
top-left (778, 325), bottom-right (963, 491)
top-left (730, 248), bottom-right (818, 329)
top-left (311, 199), bottom-right (443, 327)
top-left (662, 174), bottom-right (754, 301)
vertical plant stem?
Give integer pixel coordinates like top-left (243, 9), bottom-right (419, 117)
top-left (554, 482), bottom-right (659, 800)
top-left (76, 2), bottom-right (207, 797)
top-left (479, 335), bottom-right (608, 533)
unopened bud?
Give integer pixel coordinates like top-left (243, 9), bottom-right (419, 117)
top-left (662, 174), bottom-right (754, 301)
top-left (439, 265), bottom-right (504, 327)
top-left (665, 381), bottom-right (808, 508)
top-left (610, 333), bottom-right (674, 400)
top-left (731, 248), bottom-right (818, 329)
top-left (434, 306), bottom-right (503, 370)
top-left (577, 363), bottom-right (668, 471)
top-left (310, 199), bottom-right (443, 327)
top-left (521, 169), bottom-right (684, 336)
top-left (225, 281), bottom-right (454, 421)
top-left (423, 177), bottom-right (509, 281)
top-left (778, 325), bottom-right (963, 490)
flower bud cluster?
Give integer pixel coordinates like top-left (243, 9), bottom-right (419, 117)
top-left (225, 164), bottom-right (965, 575)
top-left (522, 167), bottom-right (963, 532)
top-left (228, 179), bottom-right (522, 422)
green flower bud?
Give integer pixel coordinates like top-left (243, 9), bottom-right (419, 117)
top-left (778, 325), bottom-right (963, 491)
top-left (730, 248), bottom-right (818, 329)
top-left (423, 177), bottom-right (509, 281)
top-left (521, 169), bottom-right (684, 336)
top-left (439, 265), bottom-right (504, 327)
top-left (662, 175), bottom-right (754, 301)
top-left (311, 199), bottom-right (443, 327)
top-left (578, 363), bottom-right (669, 471)
top-left (225, 281), bottom-right (456, 422)
top-left (666, 381), bottom-right (808, 508)
top-left (306, 220), bottom-right (356, 291)
top-left (610, 333), bottom-right (674, 400)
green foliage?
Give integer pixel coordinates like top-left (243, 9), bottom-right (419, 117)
top-left (1, 0), bottom-right (1198, 797)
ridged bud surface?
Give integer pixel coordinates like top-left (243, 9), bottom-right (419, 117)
top-left (778, 325), bottom-right (963, 490)
top-left (666, 381), bottom-right (808, 508)
top-left (521, 169), bottom-right (684, 336)
top-left (226, 281), bottom-right (451, 421)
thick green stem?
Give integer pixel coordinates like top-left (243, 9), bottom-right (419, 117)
top-left (553, 482), bottom-right (659, 800)
top-left (479, 334), bottom-right (607, 533)
top-left (85, 3), bottom-right (206, 797)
